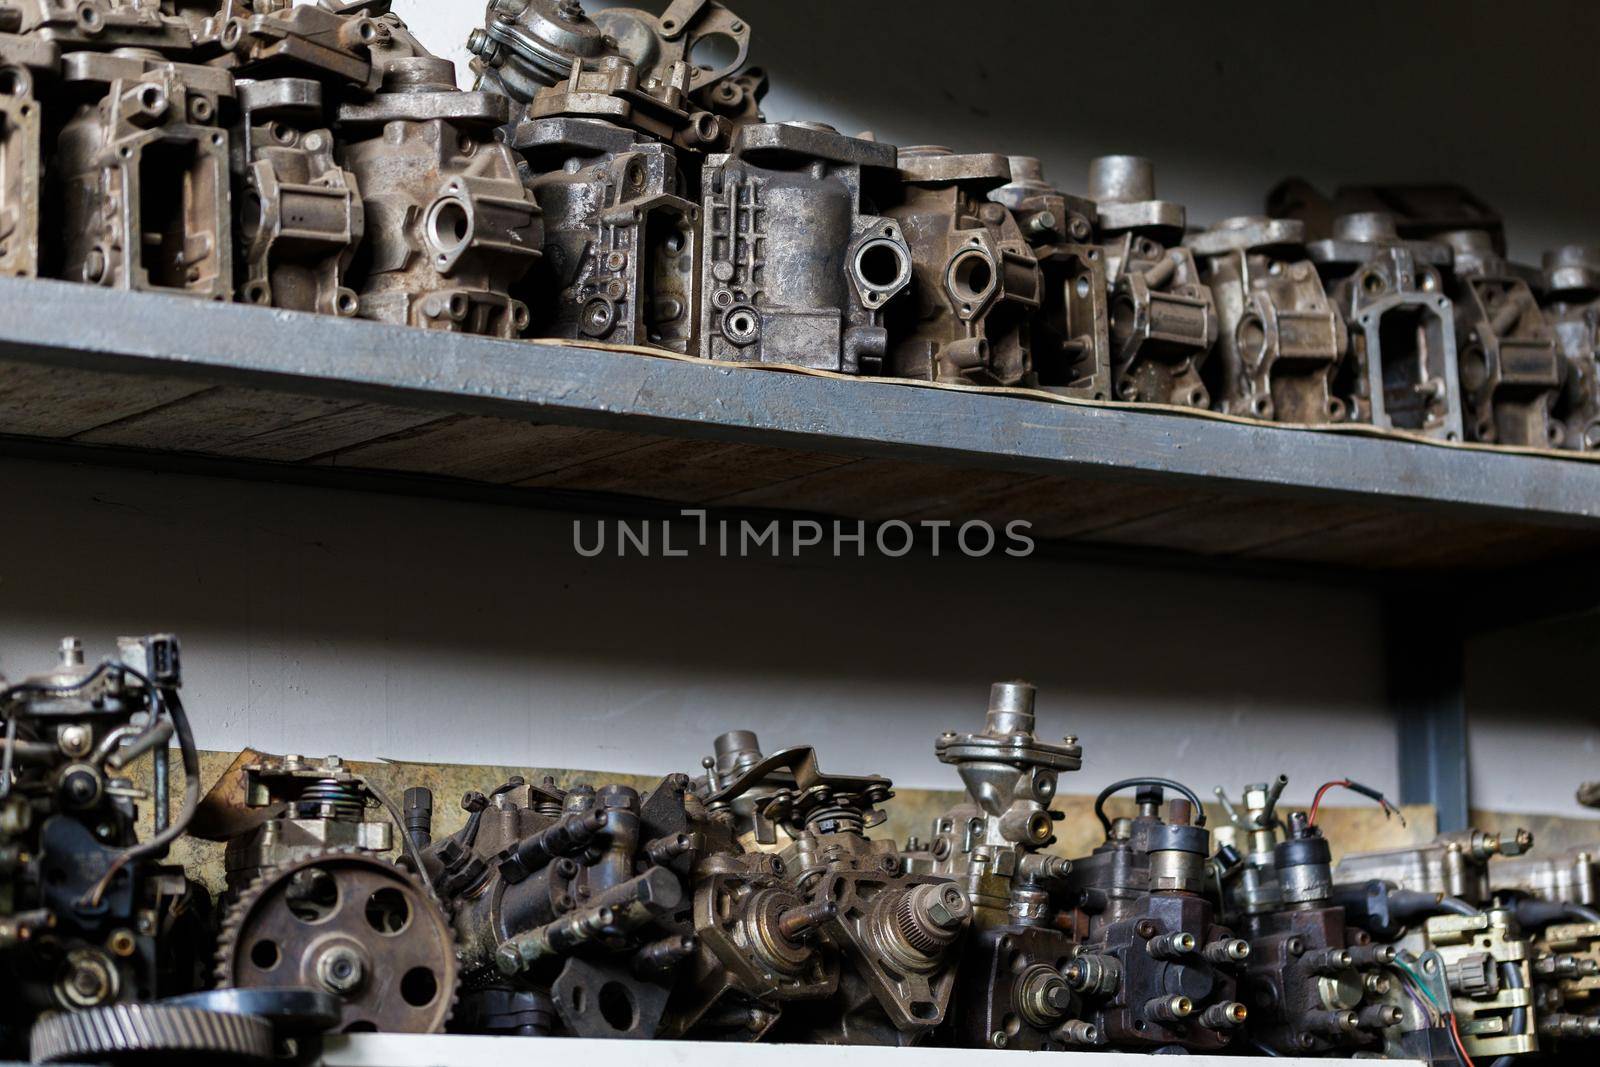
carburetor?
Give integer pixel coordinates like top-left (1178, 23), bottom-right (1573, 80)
top-left (1215, 797), bottom-right (1400, 1056)
top-left (1442, 229), bottom-right (1565, 448)
top-left (1542, 246), bottom-right (1600, 451)
top-left (1088, 155), bottom-right (1217, 409)
top-left (908, 681), bottom-right (1091, 1050)
top-left (699, 121), bottom-right (912, 374)
top-left (1491, 846), bottom-right (1600, 1045)
top-left (1303, 211), bottom-right (1464, 439)
top-left (54, 46), bottom-right (234, 298)
top-left (1188, 216), bottom-right (1348, 424)
top-left (1334, 829), bottom-right (1540, 1063)
top-left (420, 772), bottom-right (706, 1041)
top-left (700, 738), bottom-right (971, 1046)
top-left (509, 117), bottom-right (699, 351)
top-left (876, 148), bottom-right (1043, 387)
top-left (0, 636), bottom-right (210, 1048)
top-left (205, 751), bottom-right (458, 1035)
top-left (0, 28), bottom-right (55, 277)
top-left (988, 156), bottom-right (1109, 399)
top-left (338, 55), bottom-right (542, 336)
top-left (1062, 781), bottom-right (1248, 1052)
top-left (233, 77), bottom-right (363, 316)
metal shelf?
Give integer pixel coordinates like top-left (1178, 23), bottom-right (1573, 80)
top-left (0, 277), bottom-right (1596, 572)
top-left (315, 1033), bottom-right (1420, 1066)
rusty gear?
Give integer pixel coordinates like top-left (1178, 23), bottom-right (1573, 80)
top-left (214, 850), bottom-right (459, 1035)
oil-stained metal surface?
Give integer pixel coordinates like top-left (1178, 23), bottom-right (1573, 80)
top-left (1190, 216), bottom-right (1348, 424)
top-left (1543, 246), bottom-right (1600, 452)
top-left (699, 122), bottom-right (911, 374)
top-left (878, 148), bottom-right (1042, 387)
top-left (1090, 155), bottom-right (1217, 409)
top-left (1305, 212), bottom-right (1464, 440)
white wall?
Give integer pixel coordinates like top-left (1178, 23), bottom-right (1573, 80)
top-left (0, 456), bottom-right (1399, 805)
top-left (391, 0), bottom-right (1600, 263)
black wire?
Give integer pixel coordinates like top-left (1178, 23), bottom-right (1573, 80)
top-left (1093, 776), bottom-right (1207, 832)
top-left (82, 663), bottom-right (202, 907)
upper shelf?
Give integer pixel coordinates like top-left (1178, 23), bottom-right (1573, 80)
top-left (0, 277), bottom-right (1596, 574)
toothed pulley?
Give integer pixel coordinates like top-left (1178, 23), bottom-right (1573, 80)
top-left (216, 851), bottom-right (458, 1034)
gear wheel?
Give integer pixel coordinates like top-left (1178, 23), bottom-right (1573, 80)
top-left (30, 1002), bottom-right (274, 1064)
top-left (215, 850), bottom-right (459, 1034)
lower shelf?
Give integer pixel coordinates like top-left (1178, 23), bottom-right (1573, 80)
top-left (317, 1033), bottom-right (1422, 1065)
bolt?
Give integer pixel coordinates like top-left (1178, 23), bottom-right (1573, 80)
top-left (1135, 919), bottom-right (1158, 939)
top-left (316, 946), bottom-right (365, 995)
top-left (58, 725), bottom-right (92, 757)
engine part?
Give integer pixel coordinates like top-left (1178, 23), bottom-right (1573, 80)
top-left (233, 77), bottom-right (363, 316)
top-left (8, 0), bottom-right (193, 55)
top-left (704, 741), bottom-right (970, 1045)
top-left (1491, 846), bottom-right (1600, 1047)
top-left (53, 48), bottom-right (234, 298)
top-left (205, 0), bottom-right (381, 86)
top-left (1212, 776), bottom-right (1289, 923)
top-left (988, 156), bottom-right (1110, 399)
top-left (1543, 246), bottom-right (1600, 451)
top-left (876, 147), bottom-right (1042, 387)
top-left (1335, 828), bottom-right (1533, 909)
top-left (192, 751), bottom-right (394, 893)
top-left (1188, 216), bottom-right (1348, 423)
top-left (1269, 179), bottom-right (1506, 258)
top-left (422, 772), bottom-right (715, 1041)
top-left (911, 681), bottom-right (1088, 1050)
top-left (1335, 831), bottom-right (1541, 1060)
top-left (29, 1001), bottom-right (274, 1064)
top-left (165, 985), bottom-right (344, 1035)
top-left (1304, 211), bottom-right (1464, 438)
top-left (699, 121), bottom-right (911, 374)
top-left (0, 31), bottom-right (54, 277)
top-left (664, 849), bottom-right (838, 1041)
top-left (216, 850), bottom-right (458, 1035)
top-left (338, 56), bottom-right (541, 336)
top-left (1440, 228), bottom-right (1565, 447)
top-left (1089, 155), bottom-right (1217, 408)
top-left (1063, 782), bottom-right (1245, 1051)
top-left (512, 116), bottom-right (698, 350)
top-left (0, 636), bottom-right (211, 1049)
top-left (1235, 811), bottom-right (1395, 1056)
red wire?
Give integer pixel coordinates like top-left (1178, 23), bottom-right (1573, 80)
top-left (1446, 1011), bottom-right (1476, 1067)
top-left (1307, 779), bottom-right (1349, 826)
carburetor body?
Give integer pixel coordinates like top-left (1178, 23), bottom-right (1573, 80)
top-left (1304, 212), bottom-right (1464, 439)
top-left (988, 156), bottom-right (1109, 399)
top-left (422, 772), bottom-right (707, 1041)
top-left (1443, 228), bottom-right (1565, 448)
top-left (511, 116), bottom-right (699, 351)
top-left (338, 56), bottom-right (541, 336)
top-left (877, 148), bottom-right (1042, 387)
top-left (1334, 829), bottom-right (1540, 1062)
top-left (1063, 784), bottom-right (1248, 1051)
top-left (54, 47), bottom-right (234, 298)
top-left (910, 681), bottom-right (1092, 1050)
top-left (233, 76), bottom-right (363, 316)
top-left (1542, 246), bottom-right (1600, 451)
top-left (1090, 155), bottom-right (1217, 409)
top-left (699, 121), bottom-right (911, 374)
top-left (1189, 216), bottom-right (1348, 423)
top-left (0, 29), bottom-right (55, 277)
top-left (0, 636), bottom-right (209, 1047)
top-left (701, 740), bottom-right (971, 1046)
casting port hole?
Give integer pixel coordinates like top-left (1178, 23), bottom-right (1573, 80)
top-left (400, 967), bottom-right (438, 1007)
top-left (365, 888), bottom-right (411, 935)
top-left (599, 982), bottom-right (637, 1032)
top-left (855, 240), bottom-right (907, 291)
